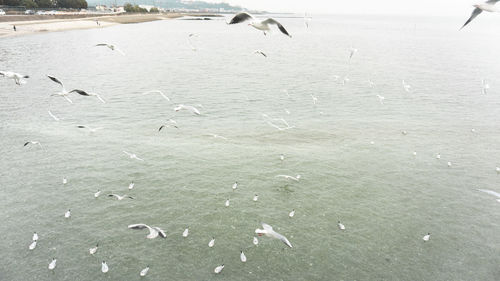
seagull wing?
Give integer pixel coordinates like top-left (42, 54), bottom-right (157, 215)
top-left (262, 18), bottom-right (292, 37)
top-left (77, 125), bottom-right (88, 129)
top-left (70, 89), bottom-right (90, 96)
top-left (153, 227), bottom-right (167, 238)
top-left (128, 224), bottom-right (150, 229)
top-left (47, 75), bottom-right (64, 89)
top-left (108, 194), bottom-right (120, 199)
top-left (95, 43), bottom-right (109, 47)
top-left (461, 8), bottom-right (483, 30)
top-left (24, 141), bottom-right (30, 146)
top-left (0, 71), bottom-right (5, 77)
top-left (262, 223), bottom-right (273, 231)
top-left (477, 189), bottom-right (500, 198)
top-left (228, 12), bottom-right (254, 24)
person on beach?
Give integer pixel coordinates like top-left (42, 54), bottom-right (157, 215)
top-left (13, 25), bottom-right (16, 31)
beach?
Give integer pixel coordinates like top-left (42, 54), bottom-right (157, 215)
top-left (0, 13), bottom-right (185, 38)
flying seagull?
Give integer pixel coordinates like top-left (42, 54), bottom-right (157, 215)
top-left (276, 174), bottom-right (301, 182)
top-left (482, 79), bottom-right (490, 94)
top-left (123, 151), bottom-right (144, 161)
top-left (227, 12), bottom-right (292, 37)
top-left (95, 44), bottom-right (125, 55)
top-left (461, 1), bottom-right (500, 30)
top-left (255, 223), bottom-right (293, 248)
top-left (142, 90), bottom-right (170, 101)
top-left (174, 104), bottom-right (201, 115)
top-left (0, 71), bottom-right (29, 85)
top-left (77, 125), bottom-right (103, 133)
top-left (254, 50), bottom-right (267, 57)
top-left (47, 75), bottom-right (90, 104)
top-left (24, 141), bottom-right (42, 148)
top-left (348, 47), bottom-right (358, 61)
top-left (108, 194), bottom-right (134, 200)
top-left (128, 224), bottom-right (167, 239)
top-left (159, 120), bottom-right (179, 132)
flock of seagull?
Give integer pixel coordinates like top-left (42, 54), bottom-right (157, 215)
top-left (3, 2), bottom-right (500, 278)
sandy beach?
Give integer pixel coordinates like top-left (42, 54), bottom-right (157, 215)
top-left (0, 13), bottom-right (185, 38)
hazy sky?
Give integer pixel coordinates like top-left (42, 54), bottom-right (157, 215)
top-left (207, 0), bottom-right (479, 16)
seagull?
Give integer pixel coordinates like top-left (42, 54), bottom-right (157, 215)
top-left (142, 90), bottom-right (170, 101)
top-left (128, 182), bottom-right (135, 190)
top-left (128, 224), bottom-right (167, 239)
top-left (188, 33), bottom-right (198, 51)
top-left (101, 261), bottom-right (109, 273)
top-left (232, 182), bottom-right (238, 190)
top-left (348, 47), bottom-right (358, 61)
top-left (64, 209), bottom-right (71, 218)
top-left (159, 119), bottom-right (179, 131)
top-left (253, 237), bottom-right (259, 245)
top-left (311, 94), bottom-right (318, 105)
top-left (276, 175), bottom-right (301, 182)
top-left (254, 50), bottom-right (267, 57)
top-left (48, 110), bottom-right (60, 121)
top-left (280, 154), bottom-right (285, 161)
top-left (402, 131), bottom-right (408, 135)
top-left (108, 194), bottom-right (134, 200)
top-left (77, 125), bottom-right (103, 133)
top-left (94, 190), bottom-right (101, 198)
top-left (123, 151), bottom-right (144, 161)
top-left (95, 43), bottom-right (125, 55)
top-left (29, 241), bottom-right (37, 250)
top-left (413, 151), bottom-right (417, 157)
top-left (24, 141), bottom-right (42, 148)
top-left (376, 95), bottom-right (385, 105)
top-left (240, 251), bottom-right (247, 262)
top-left (48, 258), bottom-right (57, 270)
top-left (174, 104), bottom-right (201, 115)
top-left (342, 76), bottom-right (350, 85)
top-left (447, 161), bottom-right (452, 167)
top-left (47, 75), bottom-right (90, 104)
top-left (62, 177), bottom-right (67, 185)
top-left (182, 227), bottom-right (189, 237)
top-left (496, 167), bottom-right (500, 174)
top-left (225, 199), bottom-right (230, 207)
top-left (482, 79), bottom-right (490, 94)
top-left (304, 12), bottom-right (312, 28)
top-left (477, 189), bottom-right (500, 202)
top-left (255, 223), bottom-right (292, 248)
top-left (208, 237), bottom-right (215, 248)
top-left (289, 209), bottom-right (295, 218)
top-left (402, 80), bottom-right (412, 92)
top-left (89, 244), bottom-right (98, 255)
top-left (423, 233), bottom-right (430, 242)
top-left (338, 221), bottom-right (345, 230)
top-left (33, 232), bottom-right (38, 241)
top-left (461, 1), bottom-right (500, 30)
top-left (140, 266), bottom-right (150, 277)
top-left (253, 194), bottom-right (258, 202)
top-left (436, 153), bottom-right (441, 159)
top-left (227, 12), bottom-right (292, 37)
top-left (214, 264), bottom-right (224, 274)
top-left (0, 71), bottom-right (29, 85)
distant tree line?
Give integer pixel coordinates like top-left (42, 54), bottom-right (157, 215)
top-left (124, 3), bottom-right (159, 13)
top-left (0, 0), bottom-right (87, 9)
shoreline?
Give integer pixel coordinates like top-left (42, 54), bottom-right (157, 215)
top-left (0, 13), bottom-right (209, 38)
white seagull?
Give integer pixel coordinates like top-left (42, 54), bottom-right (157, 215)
top-left (140, 266), bottom-right (150, 277)
top-left (159, 119), bottom-right (179, 131)
top-left (225, 199), bottom-right (230, 207)
top-left (253, 194), bottom-right (258, 202)
top-left (240, 251), bottom-right (247, 262)
top-left (276, 174), bottom-right (301, 182)
top-left (0, 71), bottom-right (29, 85)
top-left (174, 104), bottom-right (201, 115)
top-left (108, 194), bottom-right (134, 200)
top-left (477, 189), bottom-right (500, 202)
top-left (142, 90), bottom-right (170, 101)
top-left (289, 209), bottom-right (295, 218)
top-left (33, 232), bottom-right (38, 241)
top-left (254, 50), bottom-right (267, 57)
top-left (208, 237), bottom-right (215, 248)
top-left (128, 224), bottom-right (167, 239)
top-left (128, 182), bottom-right (135, 190)
top-left (376, 95), bottom-right (385, 105)
top-left (423, 233), bottom-right (431, 242)
top-left (232, 182), bottom-right (238, 190)
top-left (48, 258), bottom-right (57, 270)
top-left (29, 241), bottom-right (37, 250)
top-left (214, 264), bottom-right (224, 274)
top-left (77, 125), bottom-right (103, 133)
top-left (101, 261), bottom-right (109, 273)
top-left (182, 227), bottom-right (189, 237)
top-left (95, 43), bottom-right (125, 55)
top-left (227, 12), bottom-right (292, 37)
top-left (89, 244), bottom-right (98, 255)
top-left (482, 79), bottom-right (490, 94)
top-left (94, 190), bottom-right (101, 198)
top-left (62, 177), bottom-right (67, 185)
top-left (253, 236), bottom-right (259, 245)
top-left (338, 221), bottom-right (345, 230)
top-left (255, 223), bottom-right (292, 248)
top-left (123, 151), bottom-right (144, 161)
top-left (24, 141), bottom-right (42, 148)
top-left (64, 209), bottom-right (71, 218)
top-left (402, 80), bottom-right (412, 92)
top-left (47, 75), bottom-right (90, 104)
top-left (48, 110), bottom-right (60, 121)
top-left (461, 1), bottom-right (500, 30)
